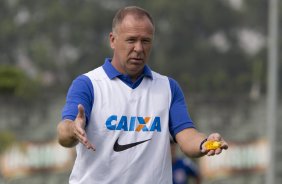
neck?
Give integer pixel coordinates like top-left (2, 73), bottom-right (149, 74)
top-left (111, 58), bottom-right (143, 82)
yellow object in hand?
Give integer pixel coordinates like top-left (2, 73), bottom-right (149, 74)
top-left (204, 140), bottom-right (221, 150)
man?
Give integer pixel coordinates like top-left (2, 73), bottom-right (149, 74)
top-left (57, 6), bottom-right (228, 184)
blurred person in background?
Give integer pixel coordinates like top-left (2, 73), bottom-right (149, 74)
top-left (57, 5), bottom-right (228, 184)
top-left (171, 140), bottom-right (201, 184)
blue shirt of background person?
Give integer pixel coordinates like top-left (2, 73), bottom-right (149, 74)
top-left (171, 141), bottom-right (201, 184)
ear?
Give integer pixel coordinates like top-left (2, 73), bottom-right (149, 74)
top-left (109, 32), bottom-right (115, 49)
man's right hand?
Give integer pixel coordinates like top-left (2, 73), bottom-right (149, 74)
top-left (57, 104), bottom-right (95, 151)
top-left (72, 104), bottom-right (95, 151)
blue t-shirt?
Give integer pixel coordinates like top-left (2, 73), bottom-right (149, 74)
top-left (172, 157), bottom-right (200, 184)
top-left (62, 58), bottom-right (195, 138)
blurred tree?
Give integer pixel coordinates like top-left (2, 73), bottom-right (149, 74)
top-left (0, 65), bottom-right (40, 100)
top-left (0, 0), bottom-right (276, 99)
top-left (0, 131), bottom-right (15, 154)
top-left (140, 0), bottom-right (267, 98)
top-left (1, 0), bottom-right (114, 92)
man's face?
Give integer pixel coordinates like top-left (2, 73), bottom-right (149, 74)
top-left (110, 14), bottom-right (154, 80)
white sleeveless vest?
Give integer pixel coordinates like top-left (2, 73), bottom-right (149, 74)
top-left (70, 66), bottom-right (172, 184)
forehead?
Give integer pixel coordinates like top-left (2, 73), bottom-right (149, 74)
top-left (116, 14), bottom-right (154, 36)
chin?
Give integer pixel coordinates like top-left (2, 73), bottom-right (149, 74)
top-left (127, 68), bottom-right (142, 76)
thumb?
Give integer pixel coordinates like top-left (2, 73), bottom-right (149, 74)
top-left (77, 104), bottom-right (85, 120)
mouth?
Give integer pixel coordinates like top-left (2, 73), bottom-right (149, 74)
top-left (129, 58), bottom-right (144, 64)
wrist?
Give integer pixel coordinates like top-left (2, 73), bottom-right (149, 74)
top-left (199, 138), bottom-right (207, 152)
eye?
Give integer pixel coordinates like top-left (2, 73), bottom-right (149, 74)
top-left (142, 39), bottom-right (152, 44)
top-left (126, 38), bottom-right (136, 43)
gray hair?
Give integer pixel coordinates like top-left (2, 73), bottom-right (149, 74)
top-left (112, 6), bottom-right (154, 33)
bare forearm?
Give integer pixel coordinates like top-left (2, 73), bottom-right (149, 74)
top-left (57, 119), bottom-right (78, 148)
top-left (175, 128), bottom-right (206, 157)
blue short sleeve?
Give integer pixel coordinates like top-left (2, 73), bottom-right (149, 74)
top-left (61, 75), bottom-right (94, 124)
top-left (169, 78), bottom-right (195, 138)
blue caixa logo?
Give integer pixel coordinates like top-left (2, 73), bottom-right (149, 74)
top-left (105, 115), bottom-right (161, 132)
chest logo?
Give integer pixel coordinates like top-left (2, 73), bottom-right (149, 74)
top-left (106, 115), bottom-right (161, 132)
top-left (113, 137), bottom-right (151, 152)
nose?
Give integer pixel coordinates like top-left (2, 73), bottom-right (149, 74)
top-left (134, 41), bottom-right (144, 53)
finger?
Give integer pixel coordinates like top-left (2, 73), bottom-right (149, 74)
top-left (72, 122), bottom-right (87, 140)
top-left (201, 148), bottom-right (206, 153)
top-left (207, 150), bottom-right (215, 156)
top-left (215, 148), bottom-right (222, 155)
top-left (201, 146), bottom-right (208, 154)
top-left (74, 128), bottom-right (86, 142)
top-left (75, 105), bottom-right (86, 129)
top-left (75, 131), bottom-right (90, 147)
top-left (221, 142), bottom-right (228, 150)
top-left (87, 143), bottom-right (96, 151)
top-left (78, 136), bottom-right (96, 151)
top-left (208, 133), bottom-right (221, 141)
top-left (73, 129), bottom-right (95, 151)
top-left (77, 104), bottom-right (85, 119)
top-left (75, 125), bottom-right (86, 136)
